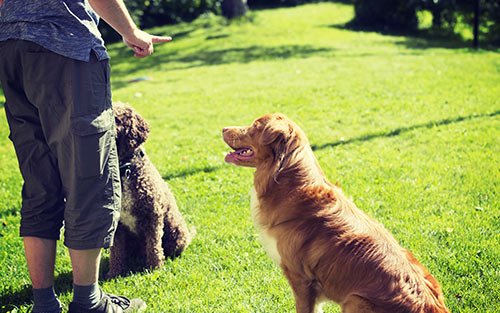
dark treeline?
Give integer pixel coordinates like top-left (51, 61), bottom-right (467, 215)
top-left (99, 0), bottom-right (499, 46)
top-left (351, 0), bottom-right (499, 45)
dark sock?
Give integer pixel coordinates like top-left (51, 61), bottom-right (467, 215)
top-left (72, 282), bottom-right (102, 308)
top-left (32, 286), bottom-right (61, 313)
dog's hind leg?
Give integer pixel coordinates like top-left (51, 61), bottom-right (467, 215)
top-left (161, 200), bottom-right (192, 257)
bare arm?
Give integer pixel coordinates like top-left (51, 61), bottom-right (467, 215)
top-left (88, 0), bottom-right (171, 58)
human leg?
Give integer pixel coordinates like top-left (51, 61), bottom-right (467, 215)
top-left (1, 39), bottom-right (143, 312)
top-left (69, 248), bottom-right (102, 286)
top-left (23, 237), bottom-right (57, 289)
top-left (0, 40), bottom-right (64, 313)
top-left (68, 249), bottom-right (146, 313)
top-left (69, 248), bottom-right (104, 309)
top-left (44, 51), bottom-right (144, 312)
top-left (23, 237), bottom-right (62, 313)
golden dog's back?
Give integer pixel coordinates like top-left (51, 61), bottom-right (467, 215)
top-left (256, 182), bottom-right (449, 313)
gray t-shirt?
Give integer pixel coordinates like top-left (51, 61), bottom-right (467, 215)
top-left (0, 0), bottom-right (108, 61)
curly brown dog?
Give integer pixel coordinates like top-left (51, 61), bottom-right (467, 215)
top-left (107, 102), bottom-right (193, 278)
top-left (222, 113), bottom-right (449, 313)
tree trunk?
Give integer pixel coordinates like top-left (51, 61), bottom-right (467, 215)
top-left (431, 6), bottom-right (443, 28)
top-left (221, 0), bottom-right (248, 19)
top-left (473, 0), bottom-right (480, 49)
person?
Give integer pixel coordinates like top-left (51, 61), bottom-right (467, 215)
top-left (0, 0), bottom-right (172, 312)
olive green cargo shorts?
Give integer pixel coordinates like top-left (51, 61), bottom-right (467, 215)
top-left (0, 40), bottom-right (121, 249)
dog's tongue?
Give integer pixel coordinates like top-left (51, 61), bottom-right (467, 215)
top-left (225, 151), bottom-right (239, 163)
top-left (225, 148), bottom-right (253, 163)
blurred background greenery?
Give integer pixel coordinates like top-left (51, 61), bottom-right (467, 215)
top-left (99, 0), bottom-right (500, 48)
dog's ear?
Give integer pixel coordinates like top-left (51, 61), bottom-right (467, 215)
top-left (127, 109), bottom-right (150, 151)
top-left (114, 103), bottom-right (150, 156)
top-left (261, 115), bottom-right (292, 146)
top-left (262, 116), bottom-right (301, 181)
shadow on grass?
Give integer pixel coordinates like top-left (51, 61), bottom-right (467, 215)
top-left (311, 110), bottom-right (500, 151)
top-left (158, 111), bottom-right (500, 180)
top-left (0, 272), bottom-right (73, 313)
top-left (171, 45), bottom-right (331, 66)
top-left (0, 257), bottom-right (138, 312)
top-left (109, 44), bottom-right (334, 88)
top-left (328, 22), bottom-right (499, 51)
top-left (99, 254), bottom-right (183, 281)
top-left (0, 207), bottom-right (18, 219)
top-left (0, 112), bottom-right (497, 311)
top-left (98, 255), bottom-right (148, 281)
top-left (162, 164), bottom-right (222, 180)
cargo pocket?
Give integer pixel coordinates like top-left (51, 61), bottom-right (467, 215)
top-left (71, 108), bottom-right (114, 178)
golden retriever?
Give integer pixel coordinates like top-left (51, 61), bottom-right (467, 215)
top-left (222, 113), bottom-right (449, 313)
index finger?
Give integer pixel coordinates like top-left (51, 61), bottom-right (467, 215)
top-left (151, 36), bottom-right (173, 43)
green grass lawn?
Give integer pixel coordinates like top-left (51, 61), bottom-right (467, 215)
top-left (1, 3), bottom-right (499, 313)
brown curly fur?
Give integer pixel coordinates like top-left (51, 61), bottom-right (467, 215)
top-left (223, 113), bottom-right (449, 313)
top-left (106, 102), bottom-right (193, 278)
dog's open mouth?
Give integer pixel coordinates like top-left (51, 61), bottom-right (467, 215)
top-left (225, 147), bottom-right (254, 164)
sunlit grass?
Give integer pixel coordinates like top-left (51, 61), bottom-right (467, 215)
top-left (1, 3), bottom-right (499, 313)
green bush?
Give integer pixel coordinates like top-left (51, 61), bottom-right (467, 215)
top-left (484, 0), bottom-right (500, 44)
top-left (420, 0), bottom-right (500, 44)
top-left (352, 0), bottom-right (420, 31)
top-left (135, 0), bottom-right (222, 27)
top-left (419, 0), bottom-right (457, 29)
top-left (247, 0), bottom-right (309, 8)
top-left (467, 0), bottom-right (500, 44)
top-left (350, 0), bottom-right (499, 44)
top-left (99, 0), bottom-right (499, 45)
top-left (100, 0), bottom-right (223, 42)
top-left (100, 0), bottom-right (314, 41)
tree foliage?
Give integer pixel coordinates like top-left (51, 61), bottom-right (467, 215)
top-left (129, 0), bottom-right (222, 27)
top-left (221, 0), bottom-right (248, 19)
top-left (247, 0), bottom-right (309, 7)
top-left (351, 0), bottom-right (499, 44)
top-left (418, 0), bottom-right (500, 44)
top-left (351, 0), bottom-right (420, 31)
top-left (99, 0), bottom-right (223, 41)
top-left (98, 0), bottom-right (499, 45)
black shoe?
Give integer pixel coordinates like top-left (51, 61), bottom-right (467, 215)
top-left (68, 293), bottom-right (146, 313)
